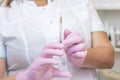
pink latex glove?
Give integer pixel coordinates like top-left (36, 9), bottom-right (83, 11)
top-left (16, 42), bottom-right (72, 80)
top-left (62, 29), bottom-right (87, 67)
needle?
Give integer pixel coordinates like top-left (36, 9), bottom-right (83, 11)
top-left (59, 15), bottom-right (62, 43)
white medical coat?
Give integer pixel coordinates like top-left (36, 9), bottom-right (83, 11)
top-left (0, 0), bottom-right (106, 80)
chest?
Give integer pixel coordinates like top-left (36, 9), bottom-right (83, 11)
top-left (2, 9), bottom-right (91, 64)
top-left (2, 7), bottom-right (93, 74)
top-left (4, 9), bottom-right (91, 45)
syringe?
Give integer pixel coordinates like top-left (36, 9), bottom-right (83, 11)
top-left (59, 14), bottom-right (68, 70)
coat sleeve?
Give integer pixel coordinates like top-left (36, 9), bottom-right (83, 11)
top-left (88, 0), bottom-right (106, 32)
top-left (0, 6), bottom-right (6, 58)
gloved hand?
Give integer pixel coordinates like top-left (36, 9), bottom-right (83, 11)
top-left (16, 42), bottom-right (72, 80)
top-left (62, 29), bottom-right (87, 67)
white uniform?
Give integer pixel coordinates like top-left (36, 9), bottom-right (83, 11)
top-left (0, 0), bottom-right (106, 80)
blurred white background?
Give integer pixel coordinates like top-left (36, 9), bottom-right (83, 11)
top-left (93, 0), bottom-right (120, 80)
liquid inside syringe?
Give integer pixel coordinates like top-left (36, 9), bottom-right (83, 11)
top-left (59, 16), bottom-right (62, 43)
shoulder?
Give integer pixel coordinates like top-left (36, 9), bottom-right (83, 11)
top-left (0, 5), bottom-right (6, 25)
top-left (0, 1), bottom-right (25, 23)
top-left (56, 0), bottom-right (89, 11)
top-left (66, 0), bottom-right (88, 5)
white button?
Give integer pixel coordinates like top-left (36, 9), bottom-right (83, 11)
top-left (50, 20), bottom-right (53, 24)
top-left (43, 8), bottom-right (46, 10)
top-left (51, 0), bottom-right (54, 2)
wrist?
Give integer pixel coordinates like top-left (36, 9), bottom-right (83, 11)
top-left (74, 50), bottom-right (87, 67)
top-left (16, 71), bottom-right (32, 80)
